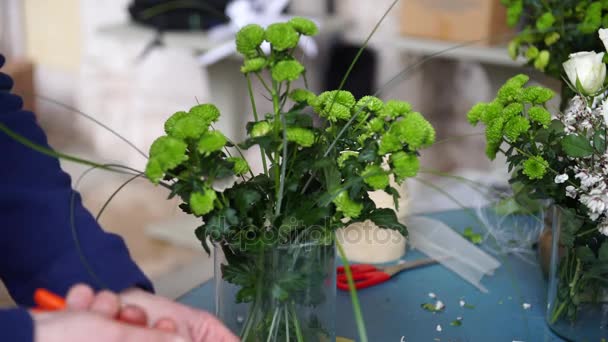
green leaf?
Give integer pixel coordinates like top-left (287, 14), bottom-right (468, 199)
top-left (594, 130), bottom-right (607, 153)
top-left (358, 143), bottom-right (378, 162)
top-left (463, 227), bottom-right (483, 245)
top-left (364, 208), bottom-right (407, 237)
top-left (272, 284), bottom-right (289, 302)
top-left (561, 134), bottom-right (594, 158)
top-left (205, 208), bottom-right (239, 239)
top-left (450, 318), bottom-right (463, 327)
top-left (386, 187), bottom-right (401, 211)
top-left (576, 246), bottom-right (596, 263)
top-left (235, 287), bottom-right (256, 303)
top-left (599, 242), bottom-right (608, 262)
top-left (233, 188), bottom-right (261, 215)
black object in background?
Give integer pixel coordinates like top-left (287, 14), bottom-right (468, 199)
top-left (129, 0), bottom-right (230, 31)
top-left (324, 42), bottom-right (377, 99)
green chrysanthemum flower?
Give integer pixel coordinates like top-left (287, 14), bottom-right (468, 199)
top-left (164, 111), bottom-right (188, 135)
top-left (323, 90), bottom-right (356, 108)
top-left (390, 112), bottom-right (435, 149)
top-left (227, 157), bottom-right (250, 175)
top-left (241, 57), bottom-right (267, 73)
top-left (502, 103), bottom-right (524, 120)
top-left (508, 40), bottom-right (519, 60)
top-left (421, 119), bottom-right (436, 146)
top-left (521, 86), bottom-right (554, 104)
top-left (289, 89), bottom-right (315, 103)
top-left (378, 132), bottom-right (402, 155)
top-left (337, 151), bottom-right (359, 168)
top-left (536, 12), bottom-right (555, 32)
top-left (528, 106), bottom-right (551, 127)
top-left (145, 136), bottom-right (188, 183)
top-left (544, 32), bottom-right (560, 46)
top-left (522, 156), bottom-right (549, 180)
top-left (235, 24), bottom-right (265, 56)
top-left (534, 50), bottom-right (550, 72)
top-left (288, 17), bottom-right (318, 36)
top-left (525, 46), bottom-right (539, 60)
top-left (362, 165), bottom-right (389, 190)
top-left (314, 90), bottom-right (356, 122)
top-left (485, 116), bottom-right (505, 145)
top-left (190, 104), bottom-right (220, 125)
top-left (265, 23), bottom-right (299, 51)
top-left (271, 60), bottom-right (305, 82)
top-left (250, 121), bottom-right (272, 138)
top-left (286, 127), bottom-right (315, 147)
top-left (391, 151), bottom-right (420, 180)
top-left (506, 0), bottom-right (523, 27)
top-left (497, 74), bottom-right (529, 104)
top-left (170, 114), bottom-right (209, 140)
top-left (356, 96), bottom-right (384, 113)
top-left (467, 103), bottom-right (486, 125)
top-left (485, 140), bottom-right (501, 160)
top-left (197, 131), bottom-right (227, 155)
top-left (382, 100), bottom-right (412, 118)
top-left (333, 190), bottom-right (363, 218)
top-left (504, 116), bottom-right (530, 142)
top-left (480, 102), bottom-right (504, 125)
top-left (357, 132), bottom-right (372, 146)
top-left (368, 117), bottom-right (385, 133)
top-left (190, 188), bottom-right (217, 216)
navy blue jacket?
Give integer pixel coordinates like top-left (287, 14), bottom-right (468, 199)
top-left (0, 55), bottom-right (153, 341)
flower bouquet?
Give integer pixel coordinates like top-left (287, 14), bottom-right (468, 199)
top-left (469, 28), bottom-right (608, 340)
top-left (143, 18), bottom-right (435, 341)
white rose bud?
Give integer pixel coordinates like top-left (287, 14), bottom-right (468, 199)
top-left (563, 51), bottom-right (606, 95)
top-left (599, 28), bottom-right (608, 52)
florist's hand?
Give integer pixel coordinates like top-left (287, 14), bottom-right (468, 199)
top-left (120, 288), bottom-right (239, 342)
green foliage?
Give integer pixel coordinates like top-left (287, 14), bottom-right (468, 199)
top-left (561, 134), bottom-right (594, 157)
top-left (501, 0), bottom-right (608, 78)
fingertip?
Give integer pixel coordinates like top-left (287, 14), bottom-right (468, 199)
top-left (66, 284), bottom-right (95, 310)
top-left (153, 317), bottom-right (178, 333)
top-left (117, 304), bottom-right (148, 326)
top-left (90, 290), bottom-right (121, 317)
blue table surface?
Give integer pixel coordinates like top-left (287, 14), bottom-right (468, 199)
top-left (178, 209), bottom-right (564, 341)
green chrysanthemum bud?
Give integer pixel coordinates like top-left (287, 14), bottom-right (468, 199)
top-left (480, 102), bottom-right (504, 125)
top-left (525, 46), bottom-right (539, 60)
top-left (171, 114), bottom-right (209, 140)
top-left (235, 24), bottom-right (265, 56)
top-left (382, 100), bottom-right (412, 118)
top-left (145, 136), bottom-right (188, 183)
top-left (521, 86), bottom-right (555, 104)
top-left (271, 60), bottom-right (305, 82)
top-left (323, 90), bottom-right (356, 108)
top-left (164, 111), bottom-right (188, 135)
top-left (390, 151), bottom-right (420, 180)
top-left (467, 103), bottom-right (487, 125)
top-left (265, 23), bottom-right (299, 51)
top-left (544, 32), bottom-right (560, 46)
top-left (536, 12), bottom-right (555, 32)
top-left (357, 132), bottom-right (372, 146)
top-left (534, 50), bottom-right (550, 72)
top-left (485, 140), bottom-right (501, 160)
top-left (421, 119), bottom-right (436, 146)
top-left (528, 106), bottom-right (551, 127)
top-left (497, 74), bottom-right (529, 104)
top-left (337, 151), bottom-right (359, 168)
top-left (197, 131), bottom-right (227, 155)
top-left (522, 155), bottom-right (549, 180)
top-left (504, 116), bottom-right (530, 142)
top-left (506, 0), bottom-right (523, 27)
top-left (368, 117), bottom-right (385, 133)
top-left (314, 90), bottom-right (356, 121)
top-left (289, 88), bottom-right (315, 103)
top-left (362, 165), bottom-right (389, 190)
top-left (227, 157), bottom-right (250, 175)
top-left (378, 132), bottom-right (402, 155)
top-left (250, 121), bottom-right (272, 138)
top-left (241, 57), bottom-right (267, 73)
top-left (288, 17), bottom-right (318, 36)
top-left (333, 190), bottom-right (363, 218)
top-left (190, 188), bottom-right (217, 216)
top-left (286, 127), bottom-right (315, 147)
top-left (502, 103), bottom-right (524, 120)
top-left (190, 104), bottom-right (220, 125)
top-left (508, 40), bottom-right (520, 60)
top-left (485, 116), bottom-right (505, 145)
top-left (391, 112), bottom-right (435, 149)
top-left (356, 96), bottom-right (384, 113)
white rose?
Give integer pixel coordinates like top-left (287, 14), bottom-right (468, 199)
top-left (600, 28), bottom-right (608, 52)
top-left (563, 51), bottom-right (606, 95)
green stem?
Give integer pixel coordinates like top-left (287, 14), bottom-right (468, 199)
top-left (266, 307), bottom-right (281, 342)
top-left (336, 240), bottom-right (368, 342)
top-left (290, 302), bottom-right (305, 342)
top-left (246, 74), bottom-right (268, 175)
top-left (284, 305), bottom-right (290, 342)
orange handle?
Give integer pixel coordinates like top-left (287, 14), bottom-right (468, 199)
top-left (33, 288), bottom-right (66, 311)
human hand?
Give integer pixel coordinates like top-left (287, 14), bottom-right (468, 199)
top-left (120, 288), bottom-right (239, 342)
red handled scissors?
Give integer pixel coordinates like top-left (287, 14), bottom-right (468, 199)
top-left (336, 259), bottom-right (439, 291)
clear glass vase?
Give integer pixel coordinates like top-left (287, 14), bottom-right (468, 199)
top-left (214, 242), bottom-right (336, 341)
top-left (546, 206), bottom-right (608, 340)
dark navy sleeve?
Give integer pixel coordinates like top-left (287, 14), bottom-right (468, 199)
top-left (0, 308), bottom-right (33, 342)
top-left (0, 54), bottom-right (153, 312)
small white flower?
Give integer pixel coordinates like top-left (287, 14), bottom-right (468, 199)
top-left (566, 185), bottom-right (578, 198)
top-left (554, 174), bottom-right (569, 184)
top-left (436, 324), bottom-right (442, 332)
top-left (522, 303), bottom-right (531, 310)
top-left (459, 300), bottom-right (466, 307)
top-left (428, 292), bottom-right (436, 299)
top-left (599, 219), bottom-right (608, 236)
top-left (434, 300), bottom-right (445, 311)
top-left (563, 51), bottom-right (607, 95)
top-left (599, 28), bottom-right (608, 52)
